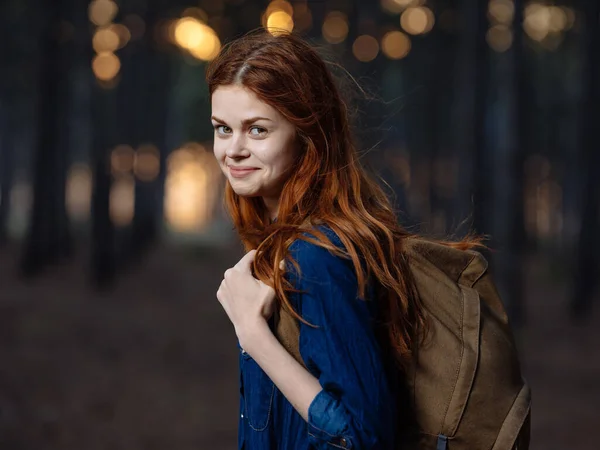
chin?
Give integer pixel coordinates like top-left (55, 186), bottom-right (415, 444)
top-left (233, 191), bottom-right (261, 198)
top-left (229, 184), bottom-right (261, 198)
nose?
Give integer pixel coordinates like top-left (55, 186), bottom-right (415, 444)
top-left (225, 135), bottom-right (250, 159)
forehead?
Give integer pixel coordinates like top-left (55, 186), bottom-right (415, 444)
top-left (211, 85), bottom-right (279, 120)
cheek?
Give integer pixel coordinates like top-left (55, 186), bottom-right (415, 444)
top-left (276, 144), bottom-right (299, 173)
top-left (212, 142), bottom-right (226, 163)
top-left (274, 156), bottom-right (294, 175)
top-left (262, 140), bottom-right (297, 172)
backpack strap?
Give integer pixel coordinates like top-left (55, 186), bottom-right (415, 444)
top-left (274, 306), bottom-right (306, 368)
top-left (490, 384), bottom-right (531, 450)
top-left (457, 251), bottom-right (488, 288)
top-left (438, 285), bottom-right (481, 438)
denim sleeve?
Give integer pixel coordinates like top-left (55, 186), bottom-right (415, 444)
top-left (289, 239), bottom-right (397, 450)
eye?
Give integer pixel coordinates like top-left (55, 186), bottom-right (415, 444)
top-left (214, 125), bottom-right (231, 135)
top-left (249, 126), bottom-right (267, 137)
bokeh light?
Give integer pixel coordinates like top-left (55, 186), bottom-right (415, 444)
top-left (165, 143), bottom-right (221, 232)
top-left (266, 0), bottom-right (294, 16)
top-left (110, 23), bottom-right (131, 49)
top-left (400, 6), bottom-right (435, 35)
top-left (561, 7), bottom-right (576, 30)
top-left (66, 164), bottom-right (92, 222)
top-left (322, 11), bottom-right (349, 44)
top-left (88, 0), bottom-right (118, 27)
top-left (266, 10), bottom-right (294, 35)
top-left (524, 155), bottom-right (563, 238)
top-left (548, 6), bottom-right (567, 32)
top-left (134, 144), bottom-right (161, 182)
top-left (524, 3), bottom-right (551, 40)
top-left (381, 30), bottom-right (411, 60)
top-left (260, 0), bottom-right (295, 30)
top-left (111, 145), bottom-right (135, 175)
top-left (293, 2), bottom-right (313, 32)
top-left (162, 17), bottom-right (189, 46)
top-left (8, 182), bottom-right (32, 237)
top-left (381, 0), bottom-right (424, 15)
top-left (182, 7), bottom-right (209, 23)
top-left (488, 0), bottom-right (515, 25)
top-left (123, 14), bottom-right (146, 40)
top-left (175, 17), bottom-right (205, 49)
top-left (523, 3), bottom-right (570, 44)
top-left (352, 35), bottom-right (379, 62)
top-left (487, 24), bottom-right (513, 52)
top-left (188, 31), bottom-right (221, 61)
top-left (174, 17), bottom-right (221, 61)
top-left (92, 26), bottom-right (120, 53)
top-left (92, 52), bottom-right (121, 81)
top-left (166, 19), bottom-right (180, 45)
top-left (109, 175), bottom-right (135, 227)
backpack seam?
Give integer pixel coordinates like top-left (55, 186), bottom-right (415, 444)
top-left (437, 283), bottom-right (466, 437)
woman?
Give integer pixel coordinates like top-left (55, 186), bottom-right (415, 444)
top-left (209, 31), bottom-right (439, 449)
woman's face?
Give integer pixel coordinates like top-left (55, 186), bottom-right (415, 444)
top-left (211, 85), bottom-right (298, 214)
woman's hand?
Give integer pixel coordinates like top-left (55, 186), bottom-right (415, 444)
top-left (216, 250), bottom-right (278, 347)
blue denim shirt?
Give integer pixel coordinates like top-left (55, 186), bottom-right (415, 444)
top-left (238, 225), bottom-right (398, 449)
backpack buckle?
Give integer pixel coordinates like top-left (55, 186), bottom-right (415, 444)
top-left (436, 434), bottom-right (448, 450)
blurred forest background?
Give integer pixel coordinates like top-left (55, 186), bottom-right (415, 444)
top-left (0, 0), bottom-right (598, 449)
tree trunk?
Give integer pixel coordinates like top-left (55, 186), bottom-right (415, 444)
top-left (453, 0), bottom-right (486, 232)
top-left (0, 108), bottom-right (16, 245)
top-left (471, 0), bottom-right (491, 235)
top-left (504, 0), bottom-right (528, 326)
top-left (128, 0), bottom-right (170, 262)
top-left (570, 0), bottom-right (600, 318)
top-left (91, 81), bottom-right (117, 288)
top-left (21, 0), bottom-right (70, 275)
top-left (428, 4), bottom-right (459, 236)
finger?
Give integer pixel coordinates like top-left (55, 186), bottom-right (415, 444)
top-left (217, 282), bottom-right (231, 306)
top-left (233, 249), bottom-right (257, 272)
top-left (217, 278), bottom-right (228, 301)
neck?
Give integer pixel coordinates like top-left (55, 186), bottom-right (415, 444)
top-left (262, 196), bottom-right (279, 222)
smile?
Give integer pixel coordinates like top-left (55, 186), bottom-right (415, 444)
top-left (229, 167), bottom-right (259, 178)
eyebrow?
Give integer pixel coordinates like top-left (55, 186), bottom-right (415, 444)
top-left (211, 115), bottom-right (273, 125)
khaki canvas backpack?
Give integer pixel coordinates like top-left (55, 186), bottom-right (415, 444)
top-left (274, 238), bottom-right (531, 450)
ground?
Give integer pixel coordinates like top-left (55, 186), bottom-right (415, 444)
top-left (0, 242), bottom-right (598, 449)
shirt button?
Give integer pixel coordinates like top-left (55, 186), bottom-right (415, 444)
top-left (241, 413), bottom-right (244, 418)
top-left (339, 437), bottom-right (348, 447)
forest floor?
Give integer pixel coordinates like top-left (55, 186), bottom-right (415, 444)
top-left (0, 241), bottom-right (598, 450)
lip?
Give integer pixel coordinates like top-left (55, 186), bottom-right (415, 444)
top-left (228, 166), bottom-right (259, 178)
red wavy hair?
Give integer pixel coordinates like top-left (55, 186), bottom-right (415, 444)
top-left (206, 30), bottom-right (480, 368)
